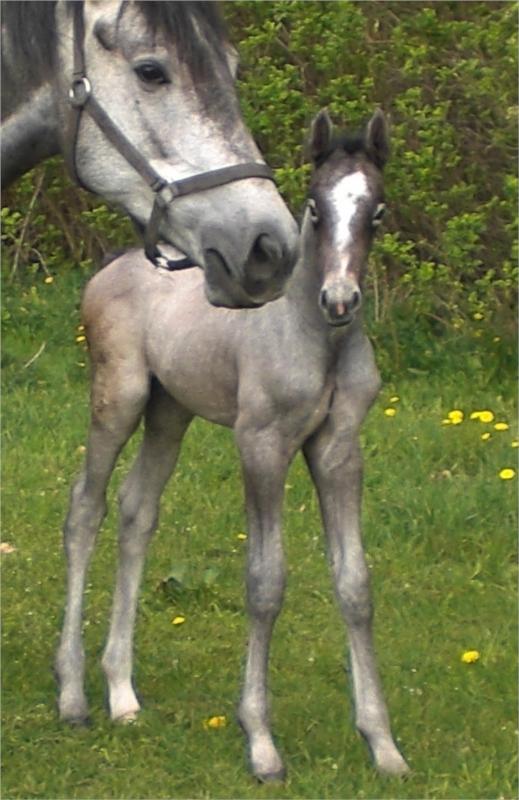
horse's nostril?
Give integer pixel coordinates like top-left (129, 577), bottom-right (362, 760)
top-left (252, 233), bottom-right (282, 265)
top-left (319, 289), bottom-right (327, 309)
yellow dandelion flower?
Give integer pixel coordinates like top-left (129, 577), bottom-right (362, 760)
top-left (494, 422), bottom-right (509, 431)
top-left (470, 410), bottom-right (494, 423)
top-left (461, 650), bottom-right (480, 664)
top-left (447, 410), bottom-right (464, 424)
top-left (493, 336), bottom-right (501, 343)
top-left (76, 335), bottom-right (86, 344)
top-left (384, 408), bottom-right (397, 417)
top-left (499, 468), bottom-right (516, 481)
top-left (441, 419), bottom-right (452, 426)
top-left (472, 312), bottom-right (484, 321)
top-left (389, 395), bottom-right (400, 403)
top-left (44, 275), bottom-right (54, 285)
top-left (481, 433), bottom-right (491, 441)
top-left (511, 440), bottom-right (519, 449)
top-left (171, 615), bottom-right (186, 625)
top-left (77, 324), bottom-right (85, 332)
top-left (204, 715), bottom-right (227, 730)
top-left (236, 533), bottom-right (247, 540)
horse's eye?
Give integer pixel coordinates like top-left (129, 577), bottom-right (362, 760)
top-left (307, 198), bottom-right (320, 224)
top-left (135, 62), bottom-right (169, 85)
top-left (372, 203), bottom-right (386, 227)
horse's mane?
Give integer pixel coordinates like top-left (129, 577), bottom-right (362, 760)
top-left (2, 1), bottom-right (228, 81)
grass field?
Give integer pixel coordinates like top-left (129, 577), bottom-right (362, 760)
top-left (2, 269), bottom-right (517, 800)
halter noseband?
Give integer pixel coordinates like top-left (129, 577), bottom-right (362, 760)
top-left (67, 3), bottom-right (275, 271)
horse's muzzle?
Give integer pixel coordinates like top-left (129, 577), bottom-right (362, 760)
top-left (202, 224), bottom-right (298, 308)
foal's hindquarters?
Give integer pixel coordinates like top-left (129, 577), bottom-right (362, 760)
top-left (56, 252), bottom-right (408, 780)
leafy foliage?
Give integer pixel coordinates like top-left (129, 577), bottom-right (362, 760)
top-left (224, 1), bottom-right (517, 322)
top-left (2, 1), bottom-right (516, 325)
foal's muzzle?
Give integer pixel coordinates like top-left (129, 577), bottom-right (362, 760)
top-left (319, 281), bottom-right (362, 326)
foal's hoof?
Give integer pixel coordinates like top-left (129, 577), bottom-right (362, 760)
top-left (255, 766), bottom-right (286, 784)
top-left (59, 709), bottom-right (91, 727)
top-left (58, 697), bottom-right (90, 727)
top-left (375, 751), bottom-right (410, 777)
top-left (114, 710), bottom-right (139, 725)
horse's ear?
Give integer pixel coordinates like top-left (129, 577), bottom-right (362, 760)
top-left (309, 109), bottom-right (333, 164)
top-left (365, 109), bottom-right (389, 169)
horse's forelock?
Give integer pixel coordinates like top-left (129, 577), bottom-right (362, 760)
top-left (136, 2), bottom-right (229, 78)
top-left (3, 1), bottom-right (228, 82)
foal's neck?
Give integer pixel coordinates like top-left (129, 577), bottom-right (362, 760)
top-left (283, 212), bottom-right (330, 333)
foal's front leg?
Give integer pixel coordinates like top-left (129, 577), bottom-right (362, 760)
top-left (235, 422), bottom-right (290, 782)
top-left (303, 389), bottom-right (409, 776)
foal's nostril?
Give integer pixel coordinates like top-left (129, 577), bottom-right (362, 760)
top-left (350, 289), bottom-right (361, 311)
top-left (319, 289), bottom-right (327, 309)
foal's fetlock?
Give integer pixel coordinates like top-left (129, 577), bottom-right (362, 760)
top-left (105, 679), bottom-right (141, 722)
top-left (249, 737), bottom-right (286, 784)
top-left (359, 729), bottom-right (410, 777)
top-left (239, 717), bottom-right (285, 782)
top-left (57, 687), bottom-right (90, 725)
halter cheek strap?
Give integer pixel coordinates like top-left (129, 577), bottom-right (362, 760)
top-left (67, 3), bottom-right (276, 271)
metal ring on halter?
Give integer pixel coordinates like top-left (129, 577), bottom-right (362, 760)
top-left (68, 77), bottom-right (92, 108)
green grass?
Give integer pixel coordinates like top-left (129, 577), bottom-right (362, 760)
top-left (2, 270), bottom-right (517, 799)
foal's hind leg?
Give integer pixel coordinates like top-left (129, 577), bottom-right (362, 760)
top-left (303, 379), bottom-right (409, 776)
top-left (102, 384), bottom-right (192, 722)
top-left (56, 360), bottom-right (149, 723)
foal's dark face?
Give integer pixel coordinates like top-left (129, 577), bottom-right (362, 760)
top-left (307, 110), bottom-right (388, 327)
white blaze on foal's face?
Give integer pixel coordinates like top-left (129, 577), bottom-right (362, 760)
top-left (330, 170), bottom-right (370, 268)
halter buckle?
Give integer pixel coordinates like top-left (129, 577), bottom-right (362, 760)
top-left (69, 77), bottom-right (92, 109)
top-left (156, 183), bottom-right (180, 206)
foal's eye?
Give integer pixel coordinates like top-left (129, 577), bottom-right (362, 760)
top-left (135, 61), bottom-right (169, 85)
top-left (372, 203), bottom-right (386, 227)
top-left (307, 198), bottom-right (320, 224)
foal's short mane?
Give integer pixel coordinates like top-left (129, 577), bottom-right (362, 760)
top-left (314, 132), bottom-right (366, 168)
top-left (2, 1), bottom-right (228, 82)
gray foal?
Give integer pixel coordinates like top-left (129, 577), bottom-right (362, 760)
top-left (56, 109), bottom-right (409, 781)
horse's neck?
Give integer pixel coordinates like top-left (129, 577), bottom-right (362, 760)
top-left (1, 85), bottom-right (59, 186)
top-left (1, 22), bottom-right (60, 186)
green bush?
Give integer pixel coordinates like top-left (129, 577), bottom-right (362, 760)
top-left (2, 1), bottom-right (516, 326)
top-left (225, 1), bottom-right (517, 323)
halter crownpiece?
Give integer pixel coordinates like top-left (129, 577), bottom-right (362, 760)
top-left (67, 3), bottom-right (276, 271)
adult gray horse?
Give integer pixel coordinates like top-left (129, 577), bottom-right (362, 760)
top-left (56, 108), bottom-right (409, 781)
top-left (1, 1), bottom-right (298, 307)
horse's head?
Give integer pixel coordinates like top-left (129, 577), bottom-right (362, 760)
top-left (305, 109), bottom-right (389, 327)
top-left (55, 1), bottom-right (298, 308)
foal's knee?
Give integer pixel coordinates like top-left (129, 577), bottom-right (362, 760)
top-left (64, 475), bottom-right (107, 547)
top-left (247, 562), bottom-right (285, 621)
top-left (335, 564), bottom-right (372, 627)
top-left (118, 484), bottom-right (158, 549)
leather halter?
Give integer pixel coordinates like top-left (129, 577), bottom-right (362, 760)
top-left (66, 3), bottom-right (275, 271)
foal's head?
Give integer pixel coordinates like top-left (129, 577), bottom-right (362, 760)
top-left (306, 109), bottom-right (389, 327)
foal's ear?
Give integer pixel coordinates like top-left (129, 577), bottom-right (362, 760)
top-left (365, 109), bottom-right (389, 169)
top-left (309, 109), bottom-right (334, 164)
